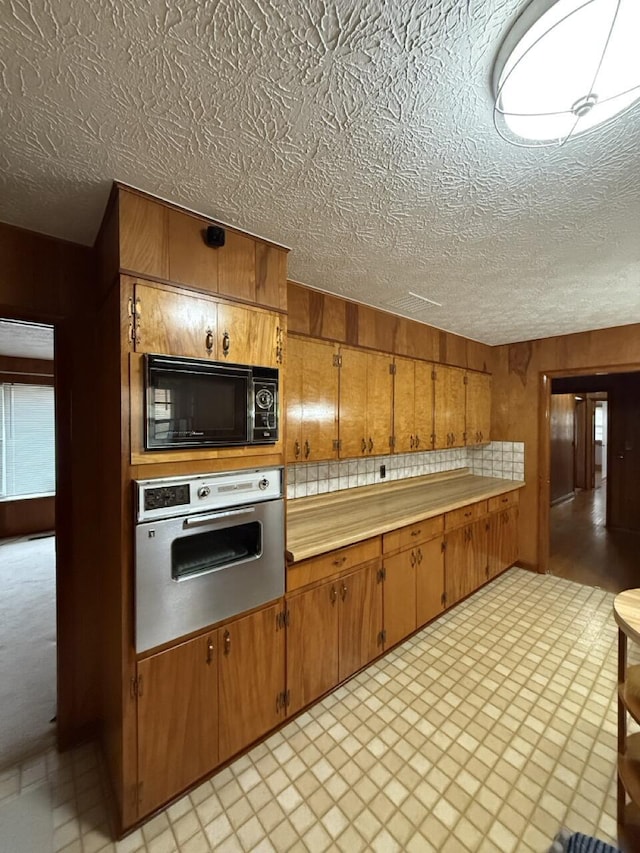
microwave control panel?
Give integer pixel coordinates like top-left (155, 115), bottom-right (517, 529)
top-left (252, 376), bottom-right (278, 442)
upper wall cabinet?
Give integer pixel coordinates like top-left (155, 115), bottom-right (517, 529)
top-left (117, 187), bottom-right (288, 311)
top-left (339, 347), bottom-right (394, 458)
top-left (286, 336), bottom-right (339, 464)
top-left (393, 356), bottom-right (434, 453)
top-left (466, 371), bottom-right (491, 446)
top-left (433, 365), bottom-right (466, 450)
top-left (130, 279), bottom-right (283, 368)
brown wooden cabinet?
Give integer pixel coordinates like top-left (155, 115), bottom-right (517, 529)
top-left (218, 602), bottom-right (286, 762)
top-left (393, 357), bottom-right (434, 453)
top-left (118, 186), bottom-right (287, 310)
top-left (131, 279), bottom-right (282, 366)
top-left (416, 536), bottom-right (446, 627)
top-left (286, 562), bottom-right (382, 714)
top-left (488, 505), bottom-right (519, 579)
top-left (466, 371), bottom-right (491, 446)
top-left (136, 632), bottom-right (218, 817)
top-left (339, 346), bottom-right (393, 457)
top-left (286, 336), bottom-right (339, 464)
top-left (433, 365), bottom-right (466, 449)
top-left (444, 518), bottom-right (488, 606)
top-left (382, 549), bottom-right (417, 647)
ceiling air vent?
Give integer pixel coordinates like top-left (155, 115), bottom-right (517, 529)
top-left (383, 291), bottom-right (442, 317)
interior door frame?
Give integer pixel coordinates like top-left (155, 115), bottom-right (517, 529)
top-left (538, 362), bottom-right (640, 574)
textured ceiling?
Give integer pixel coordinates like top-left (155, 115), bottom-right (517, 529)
top-left (1, 0), bottom-right (639, 345)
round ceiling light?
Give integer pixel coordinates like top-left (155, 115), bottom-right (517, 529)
top-left (493, 0), bottom-right (640, 146)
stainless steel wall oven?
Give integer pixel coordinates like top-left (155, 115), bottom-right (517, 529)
top-left (134, 467), bottom-right (284, 652)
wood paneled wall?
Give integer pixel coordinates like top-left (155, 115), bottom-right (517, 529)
top-left (550, 394), bottom-right (575, 505)
top-left (0, 498), bottom-right (55, 538)
top-left (0, 222), bottom-right (100, 749)
top-left (492, 324), bottom-right (640, 570)
top-left (288, 282), bottom-right (493, 371)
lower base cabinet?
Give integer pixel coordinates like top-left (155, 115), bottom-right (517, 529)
top-left (444, 520), bottom-right (488, 606)
top-left (416, 536), bottom-right (445, 626)
top-left (488, 505), bottom-right (519, 578)
top-left (137, 632), bottom-right (219, 816)
top-left (286, 563), bottom-right (382, 714)
top-left (382, 549), bottom-right (417, 647)
top-left (218, 602), bottom-right (286, 762)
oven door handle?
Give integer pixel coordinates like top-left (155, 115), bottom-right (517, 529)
top-left (184, 507), bottom-right (256, 527)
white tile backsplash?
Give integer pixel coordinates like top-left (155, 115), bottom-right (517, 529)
top-left (287, 441), bottom-right (525, 500)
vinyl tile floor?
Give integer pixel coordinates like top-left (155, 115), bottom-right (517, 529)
top-left (0, 568), bottom-right (628, 853)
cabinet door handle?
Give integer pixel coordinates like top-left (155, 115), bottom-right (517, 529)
top-left (223, 630), bottom-right (231, 656)
top-left (294, 440), bottom-right (301, 460)
top-left (501, 496), bottom-right (509, 503)
top-left (464, 511), bottom-right (472, 518)
top-left (417, 548), bottom-right (423, 564)
top-left (410, 435), bottom-right (414, 449)
top-left (330, 586), bottom-right (337, 604)
top-left (361, 438), bottom-right (367, 453)
top-left (206, 638), bottom-right (214, 664)
top-left (333, 556), bottom-right (347, 567)
top-left (415, 435), bottom-right (420, 448)
top-left (205, 329), bottom-right (214, 353)
top-left (411, 529), bottom-right (421, 537)
top-left (410, 550), bottom-right (416, 567)
top-left (304, 439), bottom-right (311, 459)
top-left (222, 330), bottom-right (230, 357)
top-left (368, 437), bottom-right (374, 453)
top-left (340, 582), bottom-right (347, 601)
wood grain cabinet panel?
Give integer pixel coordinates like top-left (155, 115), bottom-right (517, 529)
top-left (414, 360), bottom-right (435, 451)
top-left (416, 536), bottom-right (445, 627)
top-left (217, 302), bottom-right (282, 367)
top-left (488, 505), bottom-right (519, 579)
top-left (433, 365), bottom-right (466, 449)
top-left (393, 356), bottom-right (416, 454)
top-left (466, 371), bottom-right (491, 446)
top-left (444, 519), bottom-right (488, 606)
top-left (137, 633), bottom-right (218, 817)
top-left (119, 191), bottom-right (169, 280)
top-left (217, 230), bottom-right (256, 303)
top-left (168, 208), bottom-right (218, 293)
top-left (382, 550), bottom-right (417, 648)
top-left (338, 564), bottom-right (383, 681)
top-left (339, 346), bottom-right (393, 458)
top-left (218, 603), bottom-right (286, 762)
top-left (256, 243), bottom-right (287, 310)
top-left (286, 335), bottom-right (339, 464)
top-left (286, 582), bottom-right (339, 715)
top-left (133, 281), bottom-right (216, 358)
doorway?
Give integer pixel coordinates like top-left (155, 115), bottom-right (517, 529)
top-left (0, 318), bottom-right (57, 768)
top-left (546, 371), bottom-right (640, 592)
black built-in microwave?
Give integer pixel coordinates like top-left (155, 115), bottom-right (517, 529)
top-left (145, 354), bottom-right (278, 450)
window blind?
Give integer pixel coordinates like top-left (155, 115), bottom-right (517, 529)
top-left (0, 383), bottom-right (55, 498)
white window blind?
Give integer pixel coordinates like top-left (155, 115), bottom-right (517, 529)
top-left (0, 383), bottom-right (55, 499)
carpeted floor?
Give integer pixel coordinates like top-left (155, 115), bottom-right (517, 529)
top-left (0, 535), bottom-right (56, 769)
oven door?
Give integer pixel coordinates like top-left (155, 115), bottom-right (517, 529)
top-left (135, 498), bottom-right (284, 652)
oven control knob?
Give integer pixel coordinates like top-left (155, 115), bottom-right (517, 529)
top-left (256, 388), bottom-right (274, 410)
top-left (258, 478), bottom-right (269, 491)
top-left (198, 486), bottom-right (211, 499)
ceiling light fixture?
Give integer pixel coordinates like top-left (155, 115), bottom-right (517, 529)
top-left (493, 0), bottom-right (640, 147)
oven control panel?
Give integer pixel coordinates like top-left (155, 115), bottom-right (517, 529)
top-left (135, 467), bottom-right (284, 522)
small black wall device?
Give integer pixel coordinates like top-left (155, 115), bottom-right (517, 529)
top-left (204, 225), bottom-right (226, 248)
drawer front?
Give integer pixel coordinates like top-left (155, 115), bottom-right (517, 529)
top-left (444, 500), bottom-right (487, 530)
top-left (383, 515), bottom-right (443, 554)
top-left (287, 538), bottom-right (381, 592)
top-left (488, 491), bottom-right (520, 513)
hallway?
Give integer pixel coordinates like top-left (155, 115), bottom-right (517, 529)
top-left (549, 487), bottom-right (640, 593)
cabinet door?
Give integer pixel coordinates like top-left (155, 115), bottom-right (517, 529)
top-left (217, 302), bottom-right (281, 367)
top-left (414, 361), bottom-right (434, 451)
top-left (137, 633), bottom-right (218, 817)
top-left (134, 281), bottom-right (216, 357)
top-left (444, 525), bottom-right (475, 606)
top-left (383, 551), bottom-right (417, 648)
top-left (285, 336), bottom-right (304, 464)
top-left (218, 603), bottom-right (285, 762)
top-left (119, 190), bottom-right (169, 280)
top-left (488, 507), bottom-right (519, 578)
top-left (416, 537), bottom-right (445, 626)
top-left (433, 365), bottom-right (466, 449)
top-left (301, 338), bottom-right (339, 462)
top-left (339, 347), bottom-right (369, 458)
top-left (466, 372), bottom-right (491, 445)
top-left (168, 208), bottom-right (219, 293)
top-left (471, 518), bottom-right (489, 590)
top-left (217, 230), bottom-right (256, 303)
top-left (393, 357), bottom-right (415, 454)
top-left (287, 582), bottom-right (339, 715)
top-left (366, 351), bottom-right (393, 456)
top-left (338, 565), bottom-right (383, 681)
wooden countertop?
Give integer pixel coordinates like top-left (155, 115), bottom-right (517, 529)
top-left (614, 590), bottom-right (640, 646)
top-left (286, 469), bottom-right (524, 563)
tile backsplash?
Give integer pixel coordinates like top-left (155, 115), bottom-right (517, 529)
top-left (286, 441), bottom-right (525, 500)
